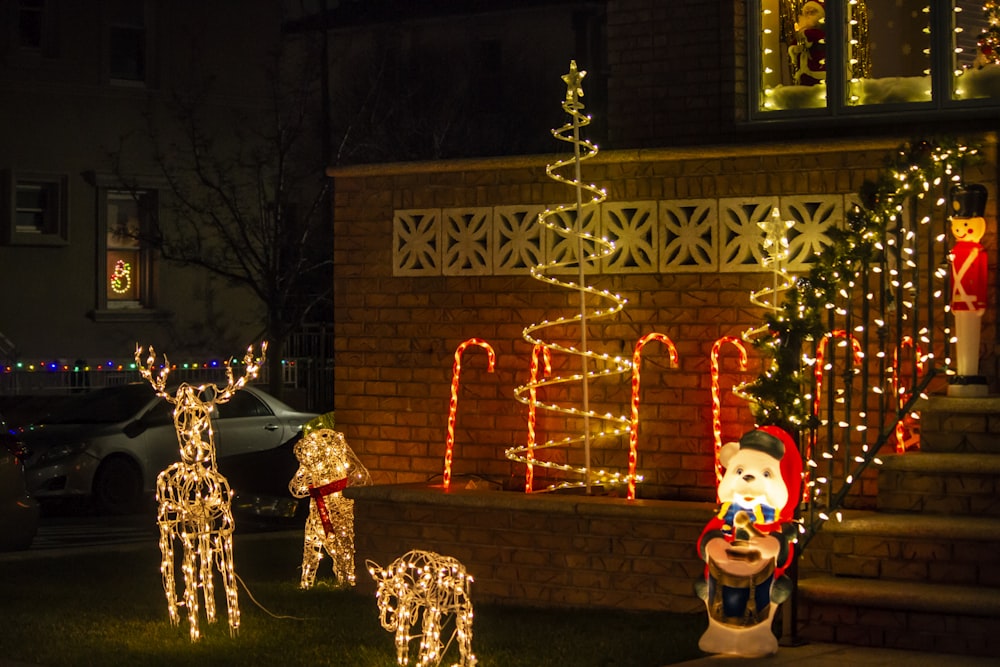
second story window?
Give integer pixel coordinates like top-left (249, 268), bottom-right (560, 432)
top-left (754, 0), bottom-right (999, 115)
top-left (15, 0), bottom-right (56, 56)
top-left (108, 1), bottom-right (147, 84)
top-left (17, 0), bottom-right (44, 49)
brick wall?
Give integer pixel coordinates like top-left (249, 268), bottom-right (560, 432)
top-left (606, 1), bottom-right (740, 148)
top-left (347, 483), bottom-right (711, 613)
top-left (328, 136), bottom-right (996, 505)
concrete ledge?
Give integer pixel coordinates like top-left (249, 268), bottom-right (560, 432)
top-left (345, 482), bottom-right (714, 521)
top-left (347, 483), bottom-right (714, 613)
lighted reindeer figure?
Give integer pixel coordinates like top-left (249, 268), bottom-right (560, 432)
top-left (136, 342), bottom-right (266, 642)
top-left (367, 550), bottom-right (477, 667)
top-left (288, 427), bottom-right (371, 589)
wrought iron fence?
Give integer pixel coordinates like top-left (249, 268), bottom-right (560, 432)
top-left (797, 145), bottom-right (975, 550)
top-left (0, 326), bottom-right (334, 412)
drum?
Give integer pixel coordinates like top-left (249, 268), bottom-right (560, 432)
top-left (707, 552), bottom-right (775, 627)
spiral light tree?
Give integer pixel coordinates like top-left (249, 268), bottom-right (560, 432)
top-left (734, 207), bottom-right (798, 411)
top-left (505, 61), bottom-right (632, 494)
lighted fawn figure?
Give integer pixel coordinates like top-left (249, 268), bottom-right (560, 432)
top-left (367, 550), bottom-right (476, 667)
top-left (136, 342), bottom-right (266, 642)
top-left (289, 427), bottom-right (370, 589)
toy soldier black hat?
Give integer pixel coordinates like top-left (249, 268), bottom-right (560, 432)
top-left (950, 183), bottom-right (988, 218)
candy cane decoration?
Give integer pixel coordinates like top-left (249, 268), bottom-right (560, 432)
top-left (443, 338), bottom-right (496, 491)
top-left (524, 344), bottom-right (552, 493)
top-left (812, 330), bottom-right (864, 499)
top-left (711, 336), bottom-right (749, 494)
top-left (628, 333), bottom-right (679, 500)
top-left (893, 335), bottom-right (924, 453)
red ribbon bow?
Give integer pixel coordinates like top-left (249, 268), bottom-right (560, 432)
top-left (308, 477), bottom-right (348, 536)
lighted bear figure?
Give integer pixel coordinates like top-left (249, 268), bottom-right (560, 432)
top-left (289, 427), bottom-right (371, 589)
top-left (695, 425), bottom-right (803, 658)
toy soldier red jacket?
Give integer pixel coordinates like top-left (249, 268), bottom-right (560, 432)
top-left (950, 241), bottom-right (987, 311)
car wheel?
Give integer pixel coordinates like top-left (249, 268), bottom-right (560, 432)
top-left (92, 455), bottom-right (144, 515)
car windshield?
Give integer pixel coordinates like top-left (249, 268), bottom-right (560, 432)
top-left (38, 384), bottom-right (157, 425)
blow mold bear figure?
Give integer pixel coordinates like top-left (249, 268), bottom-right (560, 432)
top-left (695, 425), bottom-right (803, 657)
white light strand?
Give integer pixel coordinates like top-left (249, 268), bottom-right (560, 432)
top-left (289, 426), bottom-right (371, 589)
top-left (368, 550), bottom-right (476, 667)
top-left (136, 342), bottom-right (266, 642)
top-left (506, 60), bottom-right (633, 494)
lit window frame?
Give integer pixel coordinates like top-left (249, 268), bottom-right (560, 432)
top-left (90, 182), bottom-right (169, 323)
top-left (748, 0), bottom-right (1000, 121)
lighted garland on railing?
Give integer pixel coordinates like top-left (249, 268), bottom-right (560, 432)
top-left (736, 138), bottom-right (981, 546)
top-left (737, 138), bottom-right (981, 432)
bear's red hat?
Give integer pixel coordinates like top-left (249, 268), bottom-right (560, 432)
top-left (740, 425), bottom-right (803, 522)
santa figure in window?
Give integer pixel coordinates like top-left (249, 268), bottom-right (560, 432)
top-left (695, 425), bottom-right (802, 657)
top-left (948, 183), bottom-right (990, 396)
top-left (788, 0), bottom-right (826, 85)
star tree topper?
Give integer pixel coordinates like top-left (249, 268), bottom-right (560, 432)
top-left (562, 60), bottom-right (586, 106)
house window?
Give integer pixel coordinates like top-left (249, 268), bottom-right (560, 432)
top-left (105, 190), bottom-right (155, 309)
top-left (108, 1), bottom-right (146, 83)
top-left (754, 1), bottom-right (1000, 114)
top-left (17, 0), bottom-right (44, 49)
top-left (2, 171), bottom-right (69, 245)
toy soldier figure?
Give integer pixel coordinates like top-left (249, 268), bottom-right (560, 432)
top-left (948, 183), bottom-right (990, 397)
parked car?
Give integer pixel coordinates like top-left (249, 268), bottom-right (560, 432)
top-left (20, 383), bottom-right (317, 517)
top-left (0, 413), bottom-right (39, 550)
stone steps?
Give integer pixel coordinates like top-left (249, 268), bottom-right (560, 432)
top-left (796, 576), bottom-right (1000, 655)
top-left (876, 452), bottom-right (1000, 515)
top-left (795, 397), bottom-right (1000, 658)
top-left (916, 396), bottom-right (1000, 454)
top-left (799, 511), bottom-right (1000, 585)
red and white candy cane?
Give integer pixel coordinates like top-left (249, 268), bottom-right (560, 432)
top-left (711, 336), bottom-right (749, 495)
top-left (629, 333), bottom-right (678, 500)
top-left (443, 338), bottom-right (496, 491)
top-left (524, 344), bottom-right (552, 493)
top-left (812, 329), bottom-right (863, 498)
top-left (893, 335), bottom-right (924, 453)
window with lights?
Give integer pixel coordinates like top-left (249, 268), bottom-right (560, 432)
top-left (753, 0), bottom-right (998, 115)
top-left (104, 189), bottom-right (155, 310)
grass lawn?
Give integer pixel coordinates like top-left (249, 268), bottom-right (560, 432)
top-left (0, 530), bottom-right (705, 667)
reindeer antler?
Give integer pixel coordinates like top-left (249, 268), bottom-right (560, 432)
top-left (214, 341), bottom-right (267, 404)
top-left (135, 343), bottom-right (173, 400)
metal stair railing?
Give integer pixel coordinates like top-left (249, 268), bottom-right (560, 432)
top-left (799, 185), bottom-right (952, 551)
